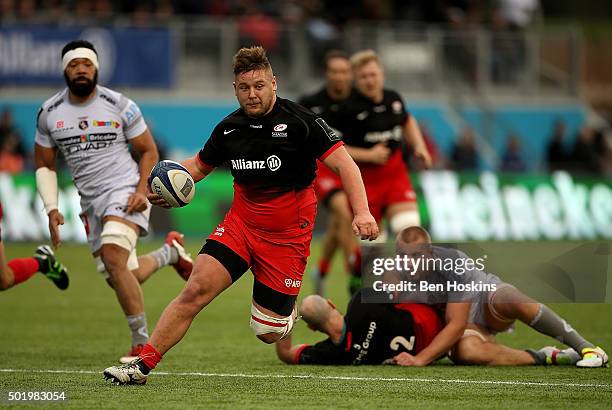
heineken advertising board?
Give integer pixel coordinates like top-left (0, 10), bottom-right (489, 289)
top-left (0, 170), bottom-right (610, 242)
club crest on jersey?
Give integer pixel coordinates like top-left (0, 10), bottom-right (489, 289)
top-left (272, 124), bottom-right (288, 138)
top-left (79, 120), bottom-right (89, 130)
top-left (56, 120), bottom-right (64, 128)
top-left (392, 100), bottom-right (403, 114)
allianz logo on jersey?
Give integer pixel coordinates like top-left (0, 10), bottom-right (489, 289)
top-left (364, 125), bottom-right (402, 143)
top-left (231, 155), bottom-right (282, 171)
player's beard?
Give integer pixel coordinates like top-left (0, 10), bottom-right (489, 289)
top-left (65, 71), bottom-right (98, 97)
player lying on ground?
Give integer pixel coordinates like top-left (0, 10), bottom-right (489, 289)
top-left (392, 226), bottom-right (608, 368)
top-left (276, 290), bottom-right (581, 366)
top-left (276, 289), bottom-right (442, 365)
top-left (298, 50), bottom-right (361, 296)
top-left (102, 46), bottom-right (379, 385)
top-left (0, 202), bottom-right (69, 291)
top-left (34, 40), bottom-right (193, 363)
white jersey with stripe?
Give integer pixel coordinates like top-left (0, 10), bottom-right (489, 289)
top-left (35, 85), bottom-right (147, 200)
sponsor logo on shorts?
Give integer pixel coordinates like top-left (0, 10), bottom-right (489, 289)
top-left (284, 279), bottom-right (302, 288)
top-left (214, 227), bottom-right (224, 236)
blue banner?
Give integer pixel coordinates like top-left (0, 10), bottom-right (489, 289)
top-left (0, 26), bottom-right (174, 88)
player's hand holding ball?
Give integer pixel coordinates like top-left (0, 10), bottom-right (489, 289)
top-left (148, 160), bottom-right (196, 209)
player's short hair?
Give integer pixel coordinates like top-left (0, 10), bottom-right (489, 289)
top-left (300, 295), bottom-right (332, 331)
top-left (233, 46), bottom-right (272, 76)
top-left (397, 226), bottom-right (431, 245)
top-left (61, 40), bottom-right (97, 59)
top-left (324, 49), bottom-right (349, 69)
top-left (350, 49), bottom-right (381, 71)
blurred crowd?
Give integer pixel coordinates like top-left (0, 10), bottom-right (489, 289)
top-left (1, 105), bottom-right (610, 176)
top-left (0, 0), bottom-right (539, 28)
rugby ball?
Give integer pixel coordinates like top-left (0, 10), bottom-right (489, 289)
top-left (148, 160), bottom-right (195, 208)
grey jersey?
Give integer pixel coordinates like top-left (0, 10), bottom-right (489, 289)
top-left (35, 85), bottom-right (147, 200)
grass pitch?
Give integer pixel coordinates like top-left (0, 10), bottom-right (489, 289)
top-left (0, 239), bottom-right (610, 409)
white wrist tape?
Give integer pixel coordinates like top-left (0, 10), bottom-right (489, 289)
top-left (35, 167), bottom-right (59, 214)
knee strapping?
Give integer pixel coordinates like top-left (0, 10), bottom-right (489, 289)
top-left (390, 211), bottom-right (421, 233)
top-left (249, 304), bottom-right (295, 339)
top-left (100, 221), bottom-right (139, 271)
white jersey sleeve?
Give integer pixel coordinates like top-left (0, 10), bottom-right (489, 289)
top-left (118, 96), bottom-right (147, 139)
top-left (34, 106), bottom-right (56, 148)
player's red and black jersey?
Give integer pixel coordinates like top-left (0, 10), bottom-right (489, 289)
top-left (297, 290), bottom-right (443, 365)
top-left (334, 89), bottom-right (409, 155)
top-left (198, 97), bottom-right (343, 195)
top-left (298, 87), bottom-right (353, 130)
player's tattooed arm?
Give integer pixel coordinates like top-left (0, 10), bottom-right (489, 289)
top-left (403, 116), bottom-right (432, 169)
top-left (129, 130), bottom-right (159, 213)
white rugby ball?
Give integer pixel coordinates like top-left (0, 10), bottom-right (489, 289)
top-left (148, 160), bottom-right (195, 208)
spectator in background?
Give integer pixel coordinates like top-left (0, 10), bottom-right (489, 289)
top-left (547, 120), bottom-right (568, 171)
top-left (451, 127), bottom-right (479, 171)
top-left (569, 126), bottom-right (599, 174)
top-left (0, 108), bottom-right (26, 174)
top-left (501, 134), bottom-right (526, 172)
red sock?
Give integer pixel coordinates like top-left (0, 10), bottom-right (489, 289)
top-left (8, 257), bottom-right (39, 285)
top-left (318, 259), bottom-right (330, 277)
top-left (139, 343), bottom-right (162, 370)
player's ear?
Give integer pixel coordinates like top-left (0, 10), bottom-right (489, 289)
top-left (272, 76), bottom-right (277, 92)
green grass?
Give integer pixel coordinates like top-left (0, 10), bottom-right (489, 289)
top-left (0, 240), bottom-right (610, 409)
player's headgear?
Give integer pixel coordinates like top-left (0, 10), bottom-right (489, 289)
top-left (61, 40), bottom-right (99, 71)
top-left (249, 303), bottom-right (296, 342)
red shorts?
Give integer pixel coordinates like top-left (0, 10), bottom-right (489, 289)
top-left (393, 303), bottom-right (443, 354)
top-left (313, 161), bottom-right (343, 206)
top-left (359, 151), bottom-right (416, 223)
top-left (205, 184), bottom-right (317, 296)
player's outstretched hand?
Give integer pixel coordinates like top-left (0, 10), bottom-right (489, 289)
top-left (127, 191), bottom-right (149, 214)
top-left (390, 352), bottom-right (427, 367)
top-left (147, 192), bottom-right (172, 209)
top-left (352, 212), bottom-right (379, 241)
top-left (48, 209), bottom-right (64, 249)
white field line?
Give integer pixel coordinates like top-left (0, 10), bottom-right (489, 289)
top-left (0, 368), bottom-right (610, 389)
